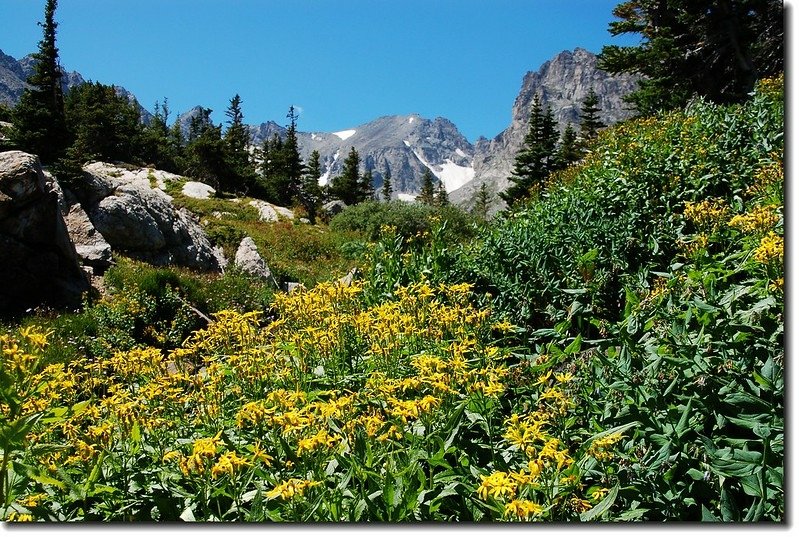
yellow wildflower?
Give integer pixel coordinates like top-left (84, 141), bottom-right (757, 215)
top-left (728, 204), bottom-right (780, 233)
top-left (504, 499), bottom-right (544, 520)
top-left (588, 432), bottom-right (623, 462)
top-left (753, 232), bottom-right (783, 264)
top-left (684, 198), bottom-right (728, 228)
top-left (476, 471), bottom-right (517, 501)
top-left (266, 478), bottom-right (321, 500)
top-left (211, 451), bottom-right (250, 479)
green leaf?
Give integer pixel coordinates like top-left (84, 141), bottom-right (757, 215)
top-left (580, 483), bottom-right (619, 521)
top-left (563, 334), bottom-right (583, 355)
top-left (701, 505), bottom-right (718, 521)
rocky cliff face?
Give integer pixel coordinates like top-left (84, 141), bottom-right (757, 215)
top-left (0, 150), bottom-right (89, 313)
top-left (0, 49), bottom-right (85, 107)
top-left (450, 48), bottom-right (639, 210)
top-left (0, 49), bottom-right (150, 121)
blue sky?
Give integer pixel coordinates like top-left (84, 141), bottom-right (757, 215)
top-left (1, 0), bottom-right (640, 141)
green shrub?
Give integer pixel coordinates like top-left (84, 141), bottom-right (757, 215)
top-left (330, 200), bottom-right (477, 243)
top-left (461, 80), bottom-right (784, 333)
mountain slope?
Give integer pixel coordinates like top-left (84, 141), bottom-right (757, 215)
top-left (450, 47), bottom-right (639, 209)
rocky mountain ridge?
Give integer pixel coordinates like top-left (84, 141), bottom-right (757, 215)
top-left (2, 47), bottom-right (638, 201)
top-left (450, 47), bottom-right (639, 209)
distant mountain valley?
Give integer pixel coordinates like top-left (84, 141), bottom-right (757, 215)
top-left (1, 47), bottom-right (638, 206)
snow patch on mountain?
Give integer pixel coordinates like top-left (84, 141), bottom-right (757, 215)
top-left (318, 149), bottom-right (341, 186)
top-left (438, 160), bottom-right (476, 192)
top-left (333, 129), bottom-right (356, 141)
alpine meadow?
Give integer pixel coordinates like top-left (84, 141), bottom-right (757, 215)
top-left (0, 0), bottom-right (785, 523)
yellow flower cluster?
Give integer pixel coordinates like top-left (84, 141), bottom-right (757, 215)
top-left (728, 204), bottom-right (780, 234)
top-left (211, 451), bottom-right (250, 479)
top-left (753, 232), bottom-right (784, 264)
top-left (746, 159), bottom-right (783, 197)
top-left (476, 471), bottom-right (518, 501)
top-left (266, 478), bottom-right (321, 500)
top-left (683, 198), bottom-right (729, 229)
top-left (587, 432), bottom-right (624, 462)
top-left (504, 499), bottom-right (544, 520)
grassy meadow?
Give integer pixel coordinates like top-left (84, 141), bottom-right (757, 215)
top-left (0, 77), bottom-right (784, 522)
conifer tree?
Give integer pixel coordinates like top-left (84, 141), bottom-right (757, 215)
top-left (330, 146), bottom-right (362, 205)
top-left (381, 167), bottom-right (393, 201)
top-left (182, 108), bottom-right (227, 188)
top-left (554, 123), bottom-right (582, 169)
top-left (281, 106), bottom-right (304, 202)
top-left (598, 0), bottom-right (783, 114)
top-left (224, 94), bottom-right (253, 190)
top-left (578, 88), bottom-right (604, 150)
top-left (260, 107), bottom-right (304, 206)
top-left (471, 181), bottom-right (493, 221)
top-left (299, 149), bottom-right (323, 223)
top-left (141, 99), bottom-right (180, 171)
top-left (500, 95), bottom-right (558, 206)
top-left (11, 0), bottom-right (68, 163)
top-left (435, 181), bottom-right (449, 207)
top-left (416, 169), bottom-right (437, 205)
top-left (63, 81), bottom-right (142, 164)
top-left (359, 168), bottom-right (375, 201)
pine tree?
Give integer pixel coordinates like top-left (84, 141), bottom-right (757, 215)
top-left (11, 0), bottom-right (68, 163)
top-left (578, 88), bottom-right (604, 149)
top-left (299, 149), bottom-right (323, 223)
top-left (359, 168), bottom-right (375, 201)
top-left (435, 181), bottom-right (449, 207)
top-left (260, 107), bottom-right (304, 206)
top-left (381, 167), bottom-right (393, 201)
top-left (64, 82), bottom-right (143, 164)
top-left (223, 94), bottom-right (254, 192)
top-left (598, 0), bottom-right (783, 114)
top-left (330, 146), bottom-right (361, 205)
top-left (554, 123), bottom-right (582, 169)
top-left (182, 108), bottom-right (227, 188)
top-left (416, 169), bottom-right (437, 205)
top-left (281, 106), bottom-right (304, 203)
top-left (500, 95), bottom-right (558, 206)
top-left (471, 181), bottom-right (494, 221)
top-left (141, 99), bottom-right (180, 171)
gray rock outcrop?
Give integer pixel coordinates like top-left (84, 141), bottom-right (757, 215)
top-left (182, 181), bottom-right (215, 199)
top-left (233, 236), bottom-right (273, 282)
top-left (52, 176), bottom-right (112, 269)
top-left (73, 162), bottom-right (223, 271)
top-left (322, 200), bottom-right (348, 218)
top-left (0, 151), bottom-right (89, 312)
top-left (249, 199), bottom-right (294, 222)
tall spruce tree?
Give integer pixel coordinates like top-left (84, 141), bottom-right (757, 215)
top-left (381, 167), bottom-right (393, 201)
top-left (281, 106), bottom-right (304, 203)
top-left (471, 181), bottom-right (493, 221)
top-left (299, 149), bottom-right (323, 223)
top-left (578, 88), bottom-right (605, 149)
top-left (416, 169), bottom-right (437, 205)
top-left (64, 81), bottom-right (143, 164)
top-left (359, 168), bottom-right (375, 201)
top-left (554, 123), bottom-right (582, 169)
top-left (500, 95), bottom-right (558, 206)
top-left (223, 94), bottom-right (254, 192)
top-left (141, 99), bottom-right (180, 172)
top-left (12, 0), bottom-right (68, 163)
top-left (330, 146), bottom-right (362, 205)
top-left (435, 181), bottom-right (449, 207)
top-left (598, 0), bottom-right (783, 115)
top-left (182, 108), bottom-right (227, 188)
